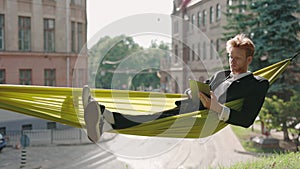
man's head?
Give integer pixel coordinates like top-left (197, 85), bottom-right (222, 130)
top-left (226, 34), bottom-right (255, 74)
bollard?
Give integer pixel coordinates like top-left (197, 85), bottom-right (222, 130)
top-left (19, 134), bottom-right (30, 168)
top-left (20, 148), bottom-right (27, 168)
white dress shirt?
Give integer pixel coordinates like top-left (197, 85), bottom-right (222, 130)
top-left (214, 71), bottom-right (251, 121)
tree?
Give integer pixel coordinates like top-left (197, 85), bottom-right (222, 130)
top-left (250, 0), bottom-right (300, 100)
top-left (129, 41), bottom-right (171, 91)
top-left (88, 35), bottom-right (171, 91)
top-left (260, 91), bottom-right (300, 141)
top-left (224, 0), bottom-right (300, 141)
top-left (224, 0), bottom-right (300, 97)
top-left (223, 0), bottom-right (255, 40)
top-left (250, 0), bottom-right (300, 63)
top-left (88, 35), bottom-right (142, 89)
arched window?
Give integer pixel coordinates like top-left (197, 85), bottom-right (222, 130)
top-left (216, 4), bottom-right (221, 21)
top-left (202, 10), bottom-right (207, 26)
top-left (197, 12), bottom-right (202, 27)
top-left (191, 14), bottom-right (195, 28)
top-left (210, 6), bottom-right (214, 23)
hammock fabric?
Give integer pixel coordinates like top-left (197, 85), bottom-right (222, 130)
top-left (0, 58), bottom-right (292, 138)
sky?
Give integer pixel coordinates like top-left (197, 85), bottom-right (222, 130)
top-left (87, 0), bottom-right (174, 48)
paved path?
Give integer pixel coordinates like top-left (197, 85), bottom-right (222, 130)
top-left (111, 125), bottom-right (256, 169)
top-left (0, 126), bottom-right (256, 169)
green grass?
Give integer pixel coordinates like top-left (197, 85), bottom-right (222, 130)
top-left (220, 152), bottom-right (300, 169)
top-left (230, 125), bottom-right (274, 153)
top-left (217, 125), bottom-right (300, 169)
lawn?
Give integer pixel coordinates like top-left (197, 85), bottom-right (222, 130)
top-left (220, 151), bottom-right (300, 169)
top-left (216, 125), bottom-right (300, 169)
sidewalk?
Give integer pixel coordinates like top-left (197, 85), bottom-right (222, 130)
top-left (252, 122), bottom-right (284, 139)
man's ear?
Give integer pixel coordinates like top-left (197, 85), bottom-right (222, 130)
top-left (247, 56), bottom-right (253, 64)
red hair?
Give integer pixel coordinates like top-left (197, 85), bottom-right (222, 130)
top-left (226, 34), bottom-right (255, 57)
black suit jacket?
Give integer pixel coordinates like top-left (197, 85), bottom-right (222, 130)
top-left (208, 70), bottom-right (269, 128)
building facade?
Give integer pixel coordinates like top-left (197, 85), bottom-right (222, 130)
top-left (162, 0), bottom-right (300, 94)
top-left (161, 0), bottom-right (229, 93)
top-left (0, 0), bottom-right (87, 135)
top-left (0, 0), bottom-right (87, 87)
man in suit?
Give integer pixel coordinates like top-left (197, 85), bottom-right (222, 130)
top-left (83, 34), bottom-right (269, 143)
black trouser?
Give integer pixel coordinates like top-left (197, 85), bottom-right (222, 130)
top-left (109, 99), bottom-right (203, 129)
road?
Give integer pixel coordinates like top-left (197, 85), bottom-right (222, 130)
top-left (0, 125), bottom-right (256, 169)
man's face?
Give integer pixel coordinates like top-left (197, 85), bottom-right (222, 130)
top-left (228, 47), bottom-right (252, 74)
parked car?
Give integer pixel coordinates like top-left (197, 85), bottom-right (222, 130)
top-left (0, 133), bottom-right (6, 152)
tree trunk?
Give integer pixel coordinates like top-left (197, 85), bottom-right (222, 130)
top-left (282, 122), bottom-right (290, 141)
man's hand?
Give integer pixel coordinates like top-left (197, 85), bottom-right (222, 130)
top-left (198, 91), bottom-right (223, 113)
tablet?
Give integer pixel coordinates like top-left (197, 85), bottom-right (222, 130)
top-left (189, 80), bottom-right (211, 103)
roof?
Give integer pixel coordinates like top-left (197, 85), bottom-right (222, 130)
top-left (187, 0), bottom-right (202, 8)
top-left (175, 0), bottom-right (203, 12)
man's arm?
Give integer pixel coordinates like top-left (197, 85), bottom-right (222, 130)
top-left (226, 79), bottom-right (269, 127)
top-left (199, 79), bottom-right (269, 128)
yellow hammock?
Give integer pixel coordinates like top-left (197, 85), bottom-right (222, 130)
top-left (0, 58), bottom-right (293, 138)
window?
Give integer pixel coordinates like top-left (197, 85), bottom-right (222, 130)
top-left (44, 69), bottom-right (56, 86)
top-left (71, 0), bottom-right (82, 5)
top-left (77, 23), bottom-right (83, 52)
top-left (187, 47), bottom-right (190, 61)
top-left (202, 10), bottom-right (207, 26)
top-left (0, 15), bottom-right (4, 50)
top-left (210, 40), bottom-right (214, 59)
top-left (197, 42), bottom-right (201, 60)
top-left (44, 18), bottom-right (55, 52)
top-left (227, 0), bottom-right (233, 13)
top-left (47, 122), bottom-right (57, 129)
top-left (0, 69), bottom-right (5, 84)
top-left (174, 44), bottom-right (178, 63)
top-left (71, 22), bottom-right (76, 52)
top-left (216, 4), bottom-right (221, 21)
top-left (0, 127), bottom-right (6, 136)
top-left (19, 69), bottom-right (32, 85)
top-left (174, 77), bottom-right (179, 93)
top-left (240, 0), bottom-right (246, 13)
top-left (191, 14), bottom-right (195, 30)
top-left (19, 16), bottom-right (31, 51)
top-left (210, 6), bottom-right (214, 23)
top-left (203, 42), bottom-right (206, 60)
top-left (22, 124), bottom-right (32, 131)
top-left (197, 12), bottom-right (202, 27)
top-left (216, 39), bottom-right (220, 52)
top-left (192, 44), bottom-right (195, 61)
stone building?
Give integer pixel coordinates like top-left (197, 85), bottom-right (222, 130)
top-left (161, 0), bottom-right (300, 94)
top-left (160, 0), bottom-right (230, 93)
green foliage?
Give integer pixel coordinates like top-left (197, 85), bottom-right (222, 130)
top-left (220, 152), bottom-right (300, 169)
top-left (260, 91), bottom-right (300, 140)
top-left (250, 0), bottom-right (300, 64)
top-left (223, 0), bottom-right (300, 100)
top-left (231, 125), bottom-right (281, 153)
top-left (223, 0), bottom-right (255, 40)
top-left (88, 35), bottom-right (142, 89)
top-left (88, 35), bottom-right (171, 90)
